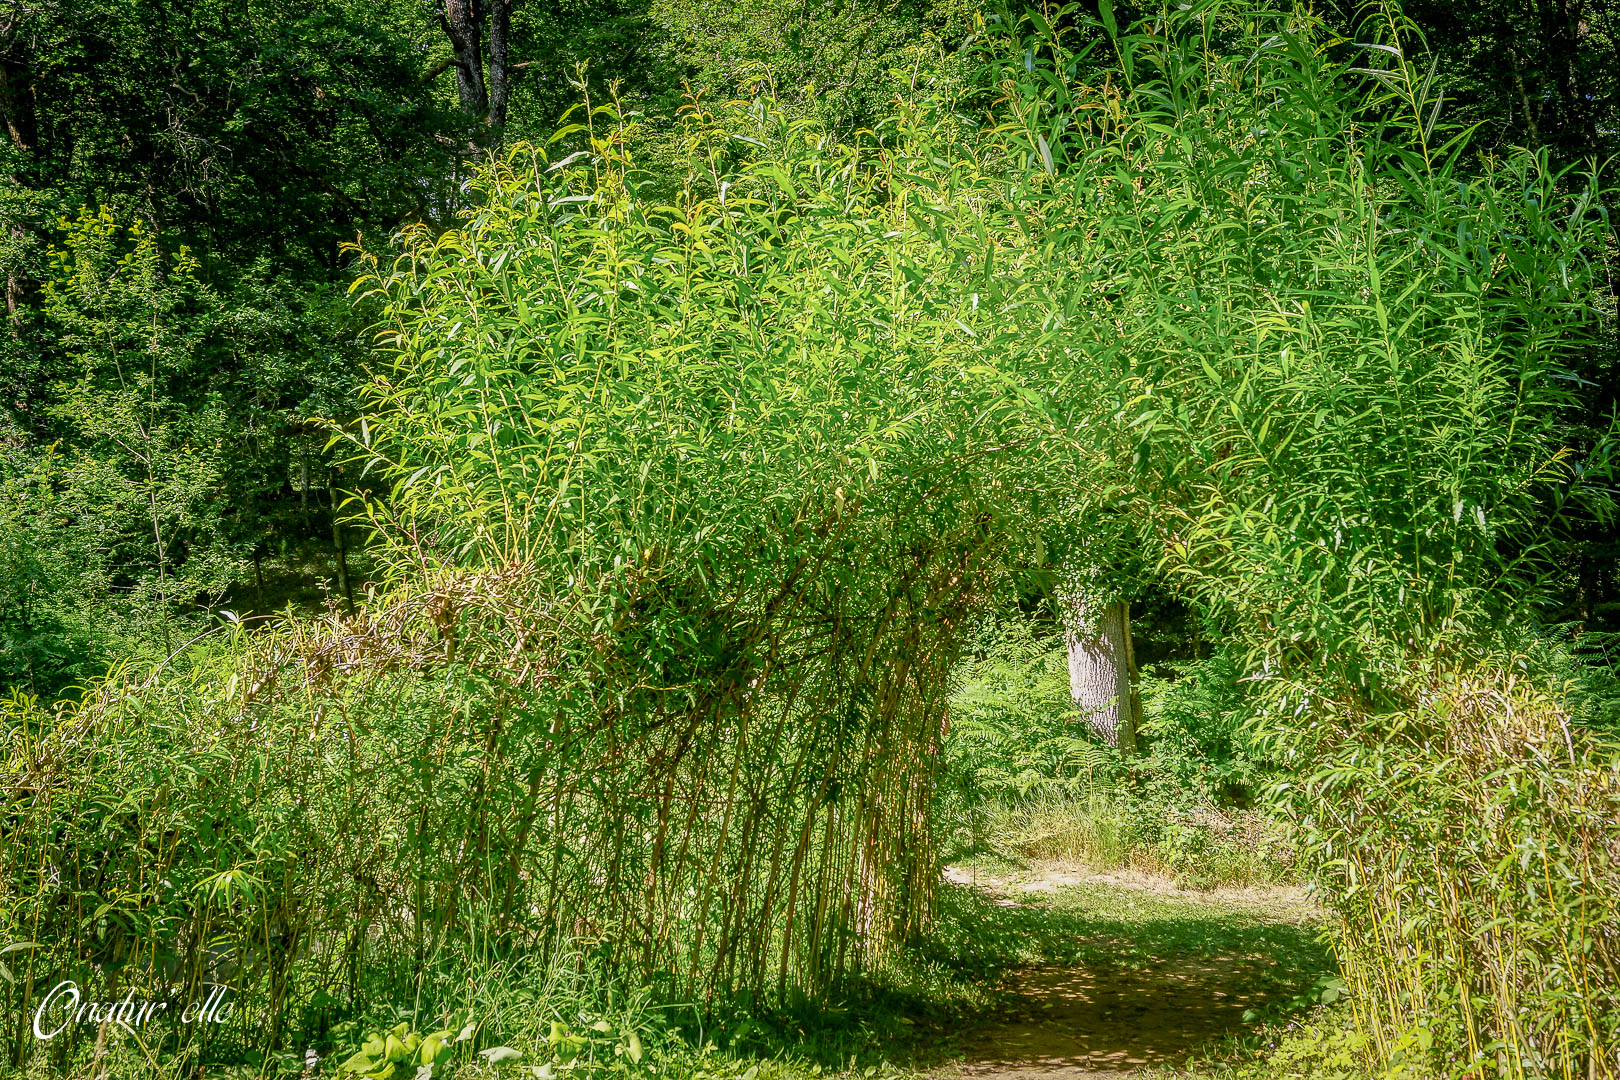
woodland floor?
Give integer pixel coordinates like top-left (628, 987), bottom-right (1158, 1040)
top-left (926, 862), bottom-right (1329, 1078)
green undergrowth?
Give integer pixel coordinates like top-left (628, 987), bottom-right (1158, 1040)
top-left (360, 875), bottom-right (1338, 1080)
top-left (942, 620), bottom-right (1294, 890)
top-left (972, 789), bottom-right (1291, 890)
top-left (1153, 1005), bottom-right (1379, 1080)
top-left (1161, 1002), bottom-right (1464, 1080)
top-left (30, 941), bottom-right (937, 1080)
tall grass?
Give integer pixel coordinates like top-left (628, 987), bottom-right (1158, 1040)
top-left (1284, 662), bottom-right (1620, 1077)
top-left (982, 788), bottom-right (1135, 867)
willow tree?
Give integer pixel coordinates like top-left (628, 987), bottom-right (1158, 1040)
top-left (990, 2), bottom-right (1619, 1070)
top-left (323, 97), bottom-right (1060, 1002)
top-left (0, 88), bottom-right (1068, 1067)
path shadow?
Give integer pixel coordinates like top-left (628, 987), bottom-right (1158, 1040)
top-left (904, 872), bottom-right (1336, 1076)
top-left (955, 962), bottom-right (1270, 1075)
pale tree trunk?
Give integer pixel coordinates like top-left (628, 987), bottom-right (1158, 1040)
top-left (1065, 598), bottom-right (1140, 754)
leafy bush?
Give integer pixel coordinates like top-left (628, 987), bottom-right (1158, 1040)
top-left (2, 208), bottom-right (371, 699)
top-left (1138, 656), bottom-right (1266, 808)
top-left (943, 618), bottom-right (1110, 803)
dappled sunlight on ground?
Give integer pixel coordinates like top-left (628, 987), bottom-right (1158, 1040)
top-left (955, 962), bottom-right (1265, 1076)
top-left (926, 863), bottom-right (1332, 1078)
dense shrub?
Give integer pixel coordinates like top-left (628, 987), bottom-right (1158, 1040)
top-left (1, 87), bottom-right (1046, 1071)
top-left (980, 3), bottom-right (1618, 1071)
top-left (1282, 661), bottom-right (1620, 1075)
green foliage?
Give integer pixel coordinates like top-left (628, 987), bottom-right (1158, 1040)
top-left (990, 2), bottom-right (1616, 697)
top-left (0, 208), bottom-right (371, 695)
top-left (1275, 657), bottom-right (1620, 1075)
top-left (43, 210), bottom-right (241, 619)
top-left (940, 615), bottom-right (1288, 888)
top-left (975, 6), bottom-right (1618, 1067)
top-left (1, 0), bottom-right (459, 275)
top-left (1392, 0), bottom-right (1619, 167)
top-left (943, 619), bottom-right (1107, 800)
top-left (966, 7), bottom-right (1617, 1062)
top-left (1177, 1003), bottom-right (1378, 1080)
top-left (945, 619), bottom-right (1264, 811)
top-left (1138, 655), bottom-right (1264, 807)
top-left (0, 210), bottom-right (242, 688)
top-left (345, 92), bottom-right (1042, 582)
top-left (1, 82), bottom-right (1043, 1071)
top-left (336, 1020), bottom-right (461, 1076)
top-left (649, 0), bottom-right (979, 134)
top-left (0, 0), bottom-right (457, 692)
top-left (0, 436), bottom-right (123, 694)
top-left (331, 80), bottom-right (1047, 993)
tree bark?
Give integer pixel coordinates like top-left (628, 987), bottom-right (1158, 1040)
top-left (0, 59), bottom-right (33, 153)
top-left (328, 476), bottom-right (355, 616)
top-left (487, 0), bottom-right (511, 131)
top-left (1507, 46), bottom-right (1541, 146)
top-left (440, 0), bottom-right (488, 120)
top-left (0, 57), bottom-right (35, 325)
top-left (1065, 598), bottom-right (1139, 753)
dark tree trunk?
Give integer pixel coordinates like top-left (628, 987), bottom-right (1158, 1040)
top-left (487, 0), bottom-right (511, 132)
top-left (0, 57), bottom-right (35, 325)
top-left (328, 476), bottom-right (355, 616)
top-left (1507, 47), bottom-right (1541, 146)
top-left (440, 0), bottom-right (488, 120)
top-left (0, 59), bottom-right (33, 153)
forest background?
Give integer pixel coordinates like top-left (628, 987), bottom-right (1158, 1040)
top-left (1, 0), bottom-right (1615, 691)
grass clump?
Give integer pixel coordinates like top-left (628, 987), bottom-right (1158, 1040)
top-left (976, 791), bottom-right (1288, 891)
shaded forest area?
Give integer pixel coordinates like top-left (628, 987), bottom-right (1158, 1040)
top-left (0, 0), bottom-right (991, 695)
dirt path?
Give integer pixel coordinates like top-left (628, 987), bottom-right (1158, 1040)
top-left (937, 864), bottom-right (1321, 1079)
